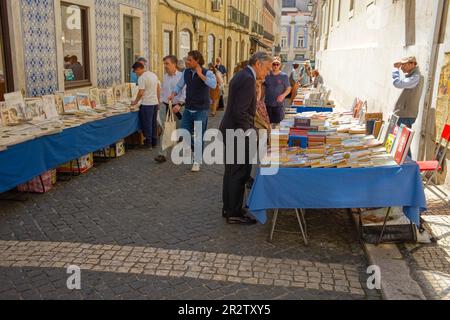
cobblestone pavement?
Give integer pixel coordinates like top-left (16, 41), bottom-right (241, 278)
top-left (0, 115), bottom-right (381, 300)
top-left (401, 190), bottom-right (450, 300)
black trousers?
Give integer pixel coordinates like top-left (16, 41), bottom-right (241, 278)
top-left (222, 137), bottom-right (253, 218)
top-left (218, 95), bottom-right (225, 109)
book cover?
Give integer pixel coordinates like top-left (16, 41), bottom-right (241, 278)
top-left (385, 134), bottom-right (396, 154)
top-left (54, 92), bottom-right (64, 114)
top-left (89, 88), bottom-right (101, 108)
top-left (106, 88), bottom-right (115, 106)
top-left (25, 98), bottom-right (46, 121)
top-left (394, 126), bottom-right (414, 165)
top-left (63, 96), bottom-right (78, 113)
top-left (42, 95), bottom-right (59, 119)
top-left (4, 91), bottom-right (27, 121)
top-left (76, 93), bottom-right (92, 111)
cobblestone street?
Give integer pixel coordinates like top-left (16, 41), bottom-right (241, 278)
top-left (401, 192), bottom-right (450, 300)
top-left (0, 116), bottom-right (381, 300)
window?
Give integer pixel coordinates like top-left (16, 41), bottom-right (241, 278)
top-left (61, 2), bottom-right (91, 88)
top-left (297, 36), bottom-right (304, 48)
top-left (281, 36), bottom-right (288, 48)
top-left (0, 0), bottom-right (13, 100)
top-left (218, 39), bottom-right (223, 60)
top-left (179, 29), bottom-right (191, 59)
top-left (207, 34), bottom-right (215, 64)
top-left (163, 30), bottom-right (172, 57)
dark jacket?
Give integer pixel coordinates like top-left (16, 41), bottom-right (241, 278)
top-left (184, 68), bottom-right (211, 111)
top-left (220, 67), bottom-right (256, 133)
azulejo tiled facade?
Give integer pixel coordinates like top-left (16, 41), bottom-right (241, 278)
top-left (20, 0), bottom-right (149, 96)
top-left (21, 0), bottom-right (59, 97)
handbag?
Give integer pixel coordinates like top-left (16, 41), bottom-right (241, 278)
top-left (161, 101), bottom-right (178, 151)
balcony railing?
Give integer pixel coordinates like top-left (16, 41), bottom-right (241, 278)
top-left (252, 21), bottom-right (264, 35)
top-left (263, 31), bottom-right (275, 42)
top-left (228, 6), bottom-right (250, 29)
top-left (265, 0), bottom-right (276, 18)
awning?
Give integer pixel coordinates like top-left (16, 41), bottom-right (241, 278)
top-left (250, 36), bottom-right (270, 49)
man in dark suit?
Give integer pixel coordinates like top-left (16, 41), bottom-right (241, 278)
top-left (220, 52), bottom-right (273, 225)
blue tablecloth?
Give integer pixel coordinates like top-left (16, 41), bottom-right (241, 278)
top-left (248, 161), bottom-right (427, 226)
top-left (0, 112), bottom-right (140, 193)
top-left (295, 106), bottom-right (334, 113)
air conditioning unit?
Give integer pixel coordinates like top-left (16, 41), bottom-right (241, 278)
top-left (212, 0), bottom-right (222, 12)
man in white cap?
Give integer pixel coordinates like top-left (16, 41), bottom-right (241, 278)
top-left (392, 56), bottom-right (424, 157)
top-left (392, 56), bottom-right (424, 129)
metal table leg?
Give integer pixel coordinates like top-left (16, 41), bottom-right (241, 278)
top-left (295, 209), bottom-right (308, 245)
top-left (376, 207), bottom-right (392, 245)
top-left (269, 209), bottom-right (279, 243)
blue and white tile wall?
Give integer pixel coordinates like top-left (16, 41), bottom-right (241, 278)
top-left (20, 0), bottom-right (150, 95)
top-left (21, 0), bottom-right (59, 97)
top-left (95, 0), bottom-right (149, 87)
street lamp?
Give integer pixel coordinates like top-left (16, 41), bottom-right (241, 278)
top-left (307, 0), bottom-right (314, 12)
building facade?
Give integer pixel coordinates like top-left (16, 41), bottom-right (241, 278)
top-left (150, 0), bottom-right (281, 79)
top-left (0, 0), bottom-right (150, 98)
top-left (315, 0), bottom-right (450, 180)
top-left (0, 0), bottom-right (282, 100)
top-left (280, 0), bottom-right (316, 62)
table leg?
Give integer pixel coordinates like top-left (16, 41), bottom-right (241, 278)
top-left (300, 209), bottom-right (307, 238)
top-left (376, 207), bottom-right (392, 246)
top-left (295, 209), bottom-right (308, 245)
top-left (269, 209), bottom-right (279, 243)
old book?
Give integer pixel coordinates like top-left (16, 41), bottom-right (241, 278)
top-left (106, 88), bottom-right (115, 106)
top-left (393, 126), bottom-right (414, 165)
top-left (113, 85), bottom-right (123, 103)
top-left (25, 98), bottom-right (46, 121)
top-left (76, 93), bottom-right (92, 111)
top-left (385, 134), bottom-right (396, 154)
top-left (55, 92), bottom-right (65, 114)
top-left (42, 95), bottom-right (59, 119)
top-left (89, 88), bottom-right (101, 109)
top-left (63, 95), bottom-right (78, 113)
top-left (4, 91), bottom-right (27, 122)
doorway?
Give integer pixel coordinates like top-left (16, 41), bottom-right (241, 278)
top-left (123, 15), bottom-right (134, 83)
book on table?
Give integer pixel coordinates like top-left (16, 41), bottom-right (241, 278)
top-left (393, 125), bottom-right (414, 165)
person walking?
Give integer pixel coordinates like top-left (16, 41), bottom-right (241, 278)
top-left (155, 55), bottom-right (186, 164)
top-left (220, 52), bottom-right (273, 225)
top-left (208, 63), bottom-right (224, 117)
top-left (312, 70), bottom-right (324, 89)
top-left (131, 62), bottom-right (161, 149)
top-left (169, 50), bottom-right (217, 172)
top-left (215, 57), bottom-right (228, 111)
top-left (264, 57), bottom-right (291, 127)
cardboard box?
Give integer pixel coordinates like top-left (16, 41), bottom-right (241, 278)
top-left (94, 140), bottom-right (126, 158)
top-left (125, 132), bottom-right (145, 146)
top-left (57, 153), bottom-right (94, 174)
top-left (17, 170), bottom-right (56, 193)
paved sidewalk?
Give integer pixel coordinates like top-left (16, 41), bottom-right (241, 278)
top-left (401, 191), bottom-right (450, 300)
top-left (0, 115), bottom-right (381, 300)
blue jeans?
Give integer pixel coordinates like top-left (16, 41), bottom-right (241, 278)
top-left (181, 109), bottom-right (209, 163)
top-left (398, 118), bottom-right (416, 158)
top-left (139, 105), bottom-right (159, 147)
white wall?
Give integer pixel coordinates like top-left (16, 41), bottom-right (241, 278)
top-left (316, 0), bottom-right (443, 160)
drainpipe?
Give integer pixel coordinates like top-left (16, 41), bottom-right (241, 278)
top-left (418, 0), bottom-right (445, 161)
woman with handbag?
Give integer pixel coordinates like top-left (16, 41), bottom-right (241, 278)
top-left (208, 64), bottom-right (223, 117)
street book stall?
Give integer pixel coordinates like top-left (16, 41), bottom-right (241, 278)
top-left (289, 87), bottom-right (335, 114)
top-left (0, 84), bottom-right (142, 194)
top-left (248, 98), bottom-right (427, 245)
